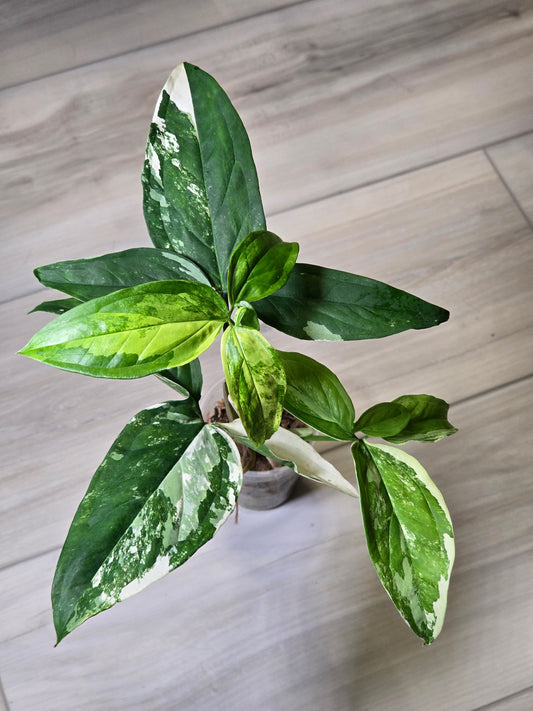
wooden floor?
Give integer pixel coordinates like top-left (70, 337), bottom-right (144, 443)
top-left (1, 2), bottom-right (532, 709)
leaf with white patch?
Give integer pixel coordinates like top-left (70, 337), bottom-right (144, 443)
top-left (53, 405), bottom-right (241, 643)
top-left (221, 419), bottom-right (357, 498)
top-left (255, 263), bottom-right (449, 341)
top-left (384, 394), bottom-right (457, 443)
top-left (221, 325), bottom-right (285, 445)
top-left (352, 440), bottom-right (454, 643)
top-left (34, 248), bottom-right (210, 302)
top-left (19, 280), bottom-right (228, 379)
top-left (142, 62), bottom-right (265, 290)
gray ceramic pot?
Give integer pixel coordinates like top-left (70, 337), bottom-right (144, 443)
top-left (201, 380), bottom-right (300, 510)
top-left (239, 465), bottom-right (299, 510)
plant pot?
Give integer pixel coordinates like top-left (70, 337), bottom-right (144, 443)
top-left (238, 465), bottom-right (299, 510)
top-left (201, 381), bottom-right (299, 510)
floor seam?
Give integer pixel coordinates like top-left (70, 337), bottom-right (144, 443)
top-left (0, 674), bottom-right (10, 711)
top-left (268, 128), bottom-right (533, 219)
top-left (483, 148), bottom-right (533, 232)
top-left (472, 684), bottom-right (533, 710)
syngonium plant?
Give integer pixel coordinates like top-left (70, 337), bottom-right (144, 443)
top-left (20, 62), bottom-right (457, 645)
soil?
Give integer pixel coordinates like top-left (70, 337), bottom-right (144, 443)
top-left (208, 399), bottom-right (306, 472)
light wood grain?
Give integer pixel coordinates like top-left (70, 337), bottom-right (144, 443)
top-left (4, 151), bottom-right (532, 570)
top-left (475, 688), bottom-right (533, 711)
top-left (0, 382), bottom-right (532, 710)
top-left (2, 1), bottom-right (533, 708)
top-left (0, 0), bottom-right (299, 89)
top-left (487, 134), bottom-right (533, 225)
top-left (2, 1), bottom-right (533, 301)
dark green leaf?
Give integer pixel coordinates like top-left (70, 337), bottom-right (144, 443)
top-left (142, 62), bottom-right (265, 290)
top-left (19, 280), bottom-right (228, 379)
top-left (354, 402), bottom-right (410, 438)
top-left (155, 359), bottom-right (203, 401)
top-left (53, 402), bottom-right (241, 642)
top-left (227, 230), bottom-right (299, 306)
top-left (221, 325), bottom-right (286, 444)
top-left (34, 248), bottom-right (210, 302)
top-left (352, 440), bottom-right (454, 643)
top-left (29, 297), bottom-right (82, 315)
top-left (255, 263), bottom-right (449, 341)
top-left (385, 394), bottom-right (457, 443)
top-left (277, 350), bottom-right (355, 440)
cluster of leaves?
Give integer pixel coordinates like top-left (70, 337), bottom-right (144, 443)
top-left (20, 62), bottom-right (456, 645)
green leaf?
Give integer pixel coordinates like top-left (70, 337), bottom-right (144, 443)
top-left (352, 440), bottom-right (454, 643)
top-left (385, 395), bottom-right (457, 443)
top-left (227, 230), bottom-right (299, 306)
top-left (233, 302), bottom-right (260, 330)
top-left (20, 280), bottom-right (228, 379)
top-left (221, 325), bottom-right (286, 444)
top-left (155, 359), bottom-right (203, 401)
top-left (142, 62), bottom-right (265, 291)
top-left (255, 263), bottom-right (449, 341)
top-left (29, 297), bottom-right (82, 315)
top-left (277, 350), bottom-right (355, 440)
top-left (221, 419), bottom-right (357, 498)
top-left (34, 248), bottom-right (210, 302)
top-left (354, 402), bottom-right (410, 438)
top-left (53, 404), bottom-right (241, 642)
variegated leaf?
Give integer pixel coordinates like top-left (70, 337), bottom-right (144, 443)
top-left (142, 62), bottom-right (265, 290)
top-left (221, 419), bottom-right (357, 498)
top-left (385, 394), bottom-right (458, 443)
top-left (352, 440), bottom-right (454, 643)
top-left (221, 325), bottom-right (286, 444)
top-left (34, 248), bottom-right (210, 302)
top-left (255, 263), bottom-right (449, 341)
top-left (19, 280), bottom-right (228, 379)
top-left (53, 408), bottom-right (241, 643)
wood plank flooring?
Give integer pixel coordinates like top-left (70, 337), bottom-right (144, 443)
top-left (1, 1), bottom-right (532, 709)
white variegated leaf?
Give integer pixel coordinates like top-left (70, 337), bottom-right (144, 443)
top-left (353, 440), bottom-right (454, 643)
top-left (221, 419), bottom-right (357, 498)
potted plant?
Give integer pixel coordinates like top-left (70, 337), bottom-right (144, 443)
top-left (20, 62), bottom-right (457, 646)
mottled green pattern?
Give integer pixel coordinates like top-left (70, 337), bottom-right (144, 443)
top-left (384, 394), bottom-right (458, 443)
top-left (352, 441), bottom-right (454, 643)
top-left (142, 63), bottom-right (265, 290)
top-left (227, 230), bottom-right (299, 306)
top-left (54, 422), bottom-right (241, 642)
top-left (20, 280), bottom-right (228, 379)
top-left (142, 88), bottom-right (219, 285)
top-left (52, 399), bottom-right (205, 642)
top-left (277, 350), bottom-right (355, 440)
top-left (256, 263), bottom-right (449, 341)
top-left (354, 402), bottom-right (410, 438)
top-left (221, 325), bottom-right (286, 444)
top-left (34, 248), bottom-right (210, 301)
